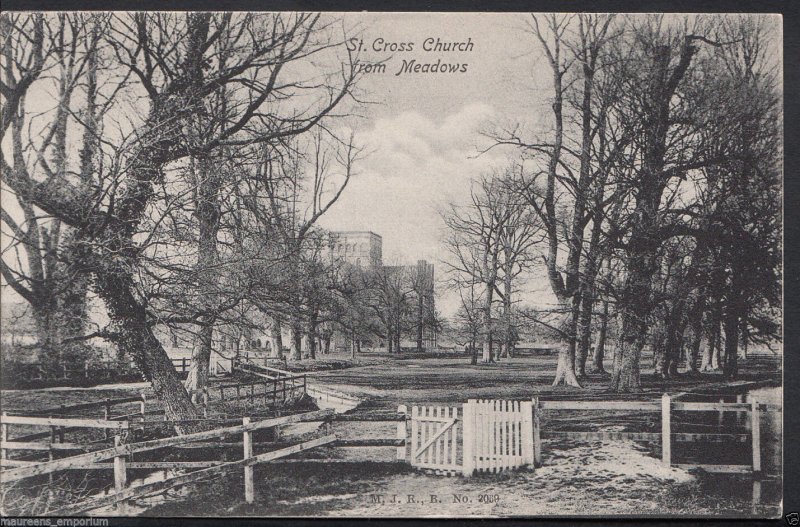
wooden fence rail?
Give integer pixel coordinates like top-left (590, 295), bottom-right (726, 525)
top-left (3, 396), bottom-right (148, 444)
top-left (535, 394), bottom-right (781, 473)
top-left (24, 396), bottom-right (145, 417)
top-left (216, 375), bottom-right (306, 407)
top-left (399, 394), bottom-right (781, 477)
top-left (50, 434), bottom-right (337, 515)
top-left (2, 408), bottom-right (339, 515)
top-left (0, 408), bottom-right (334, 482)
top-left (0, 415), bottom-right (130, 430)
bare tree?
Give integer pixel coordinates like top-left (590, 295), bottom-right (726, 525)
top-left (606, 16), bottom-right (735, 392)
top-left (442, 171), bottom-right (534, 363)
top-left (1, 15), bottom-right (104, 365)
top-left (1, 13), bottom-right (358, 423)
top-left (485, 14), bottom-right (617, 386)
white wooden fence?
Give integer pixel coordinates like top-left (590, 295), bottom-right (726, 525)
top-left (462, 399), bottom-right (533, 475)
top-left (407, 400), bottom-right (534, 476)
top-left (405, 394), bottom-right (776, 477)
top-left (408, 405), bottom-right (461, 475)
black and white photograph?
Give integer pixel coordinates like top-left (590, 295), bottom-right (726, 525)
top-left (0, 10), bottom-right (785, 520)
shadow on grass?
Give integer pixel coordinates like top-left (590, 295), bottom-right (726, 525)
top-left (141, 461), bottom-right (412, 517)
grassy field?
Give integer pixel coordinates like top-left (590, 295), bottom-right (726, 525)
top-left (0, 350), bottom-right (782, 517)
top-left (307, 350), bottom-right (781, 411)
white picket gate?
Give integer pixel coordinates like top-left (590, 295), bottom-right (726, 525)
top-left (462, 399), bottom-right (533, 475)
top-left (406, 399), bottom-right (535, 477)
top-left (409, 405), bottom-right (461, 475)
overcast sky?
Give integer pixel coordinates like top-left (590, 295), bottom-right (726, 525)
top-left (317, 13), bottom-right (557, 315)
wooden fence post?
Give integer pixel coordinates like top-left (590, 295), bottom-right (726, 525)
top-left (736, 394), bottom-right (744, 425)
top-left (752, 479), bottom-right (761, 515)
top-left (140, 394), bottom-right (147, 419)
top-left (662, 393), bottom-right (671, 468)
top-left (48, 447), bottom-right (54, 486)
top-left (397, 405), bottom-right (408, 461)
top-left (751, 398), bottom-right (761, 472)
top-left (521, 400), bottom-right (534, 468)
top-left (243, 417), bottom-right (254, 504)
top-left (532, 397), bottom-right (542, 467)
top-left (462, 400), bottom-right (475, 476)
top-left (84, 360), bottom-right (89, 378)
top-left (114, 435), bottom-right (128, 513)
top-left (104, 399), bottom-right (111, 440)
top-left (1, 412), bottom-right (7, 460)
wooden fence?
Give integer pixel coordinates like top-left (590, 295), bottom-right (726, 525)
top-left (537, 393), bottom-right (781, 473)
top-left (4, 359), bottom-right (139, 383)
top-left (462, 400), bottom-right (533, 475)
top-left (2, 391), bottom-right (781, 514)
top-left (216, 375), bottom-right (306, 408)
top-left (235, 360), bottom-right (358, 412)
top-left (408, 405), bottom-right (461, 475)
top-left (397, 393), bottom-right (781, 477)
top-left (1, 408), bottom-right (337, 514)
top-left (170, 356), bottom-right (232, 376)
top-left (0, 402), bottom-right (421, 514)
top-left (2, 396), bottom-right (148, 446)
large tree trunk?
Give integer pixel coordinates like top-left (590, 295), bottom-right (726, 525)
top-left (686, 297), bottom-right (705, 373)
top-left (700, 338), bottom-right (713, 371)
top-left (323, 332), bottom-right (331, 354)
top-left (470, 332), bottom-right (478, 365)
top-left (31, 303), bottom-right (58, 364)
top-left (270, 317), bottom-right (283, 359)
top-left (186, 156), bottom-right (221, 396)
top-left (662, 305), bottom-right (687, 378)
top-left (290, 320), bottom-right (303, 360)
top-left (482, 284), bottom-right (494, 363)
top-left (723, 307), bottom-right (740, 380)
top-left (94, 271), bottom-right (200, 426)
top-left (55, 233), bottom-right (90, 359)
top-left (609, 39), bottom-right (698, 393)
top-left (610, 255), bottom-right (654, 392)
top-left (553, 294), bottom-right (582, 387)
top-left (590, 298), bottom-right (609, 373)
top-left (307, 311), bottom-right (318, 360)
top-left (652, 322), bottom-right (666, 373)
top-left (185, 321), bottom-right (212, 401)
top-left (576, 288), bottom-right (593, 378)
top-left (502, 271), bottom-right (515, 360)
top-left (688, 328), bottom-right (702, 373)
top-left (416, 294), bottom-right (424, 352)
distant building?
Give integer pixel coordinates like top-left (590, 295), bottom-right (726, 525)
top-left (329, 231), bottom-right (383, 268)
top-left (330, 231), bottom-right (437, 351)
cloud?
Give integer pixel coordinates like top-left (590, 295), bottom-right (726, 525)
top-left (322, 102), bottom-right (504, 253)
top-left (319, 103), bottom-right (509, 316)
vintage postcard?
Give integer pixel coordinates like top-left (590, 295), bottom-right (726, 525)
top-left (0, 11), bottom-right (783, 520)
